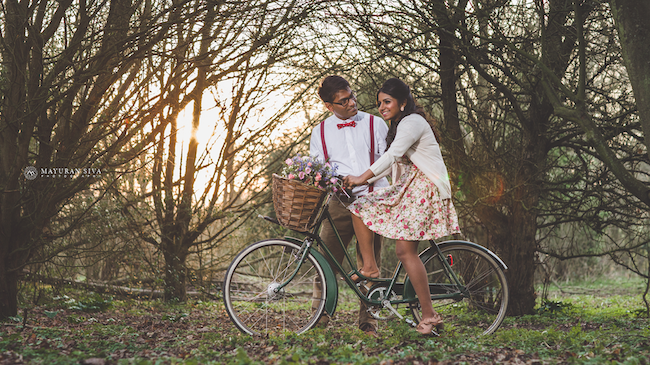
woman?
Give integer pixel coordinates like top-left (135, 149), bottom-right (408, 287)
top-left (344, 78), bottom-right (461, 335)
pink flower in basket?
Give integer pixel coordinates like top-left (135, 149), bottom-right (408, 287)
top-left (280, 154), bottom-right (344, 193)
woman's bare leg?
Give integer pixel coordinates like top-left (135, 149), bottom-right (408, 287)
top-left (350, 214), bottom-right (379, 278)
top-left (395, 240), bottom-right (440, 323)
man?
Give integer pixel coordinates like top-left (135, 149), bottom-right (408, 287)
top-left (310, 75), bottom-right (389, 336)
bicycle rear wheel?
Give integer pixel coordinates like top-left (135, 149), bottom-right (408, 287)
top-left (223, 239), bottom-right (327, 335)
top-left (410, 241), bottom-right (509, 336)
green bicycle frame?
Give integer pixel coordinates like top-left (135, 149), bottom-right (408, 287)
top-left (280, 236), bottom-right (339, 316)
top-left (402, 241), bottom-right (467, 302)
top-left (271, 193), bottom-right (510, 315)
top-left (403, 240), bottom-right (510, 301)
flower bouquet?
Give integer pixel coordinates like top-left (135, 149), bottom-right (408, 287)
top-left (272, 154), bottom-right (345, 232)
top-left (280, 154), bottom-right (345, 193)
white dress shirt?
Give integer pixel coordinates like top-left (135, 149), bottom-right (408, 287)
top-left (368, 114), bottom-right (452, 199)
top-left (310, 111), bottom-right (389, 197)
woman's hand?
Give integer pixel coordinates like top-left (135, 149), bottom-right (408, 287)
top-left (343, 169), bottom-right (376, 189)
top-left (343, 175), bottom-right (366, 189)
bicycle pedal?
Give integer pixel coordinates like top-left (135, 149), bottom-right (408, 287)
top-left (357, 281), bottom-right (371, 293)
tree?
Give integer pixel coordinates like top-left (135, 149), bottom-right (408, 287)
top-left (421, 0), bottom-right (648, 314)
top-left (607, 0), bottom-right (650, 313)
top-left (112, 0), bottom-right (321, 301)
top-left (0, 0), bottom-right (193, 318)
top-left (311, 0), bottom-right (646, 315)
top-left (609, 0), bottom-right (650, 162)
top-left (532, 0), bottom-right (650, 312)
top-left (315, 0), bottom-right (578, 315)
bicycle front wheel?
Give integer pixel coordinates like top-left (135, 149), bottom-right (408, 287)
top-left (223, 239), bottom-right (327, 336)
top-left (410, 242), bottom-right (509, 336)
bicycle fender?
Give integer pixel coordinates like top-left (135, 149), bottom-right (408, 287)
top-left (283, 237), bottom-right (339, 316)
top-left (403, 240), bottom-right (508, 301)
top-left (441, 240), bottom-right (509, 271)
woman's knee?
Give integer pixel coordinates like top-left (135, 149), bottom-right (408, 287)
top-left (395, 241), bottom-right (417, 260)
top-left (395, 248), bottom-right (407, 261)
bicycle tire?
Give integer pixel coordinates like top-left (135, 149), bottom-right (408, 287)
top-left (223, 239), bottom-right (327, 335)
top-left (410, 242), bottom-right (509, 336)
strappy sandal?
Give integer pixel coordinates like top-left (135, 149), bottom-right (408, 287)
top-left (350, 269), bottom-right (380, 283)
top-left (415, 315), bottom-right (444, 336)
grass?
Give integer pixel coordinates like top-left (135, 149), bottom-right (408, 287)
top-left (1, 277), bottom-right (648, 364)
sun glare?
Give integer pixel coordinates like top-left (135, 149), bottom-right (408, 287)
top-left (172, 84), bottom-right (318, 203)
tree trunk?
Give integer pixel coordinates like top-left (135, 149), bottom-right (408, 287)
top-left (471, 171), bottom-right (541, 316)
top-left (0, 263), bottom-right (19, 318)
top-left (0, 189), bottom-right (41, 318)
top-left (0, 195), bottom-right (19, 318)
top-left (433, 0), bottom-right (541, 315)
top-left (609, 0), bottom-right (650, 159)
top-left (499, 201), bottom-right (539, 315)
top-left (163, 244), bottom-right (189, 302)
top-left (497, 237), bottom-right (537, 316)
top-left (432, 0), bottom-right (467, 173)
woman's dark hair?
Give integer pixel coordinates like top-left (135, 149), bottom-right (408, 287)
top-left (377, 78), bottom-right (439, 148)
top-left (318, 75), bottom-right (351, 103)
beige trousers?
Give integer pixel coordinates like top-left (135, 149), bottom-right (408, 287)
top-left (313, 198), bottom-right (382, 329)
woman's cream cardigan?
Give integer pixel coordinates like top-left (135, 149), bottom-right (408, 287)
top-left (367, 114), bottom-right (452, 200)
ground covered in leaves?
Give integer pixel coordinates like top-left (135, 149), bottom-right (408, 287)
top-left (1, 283), bottom-right (649, 364)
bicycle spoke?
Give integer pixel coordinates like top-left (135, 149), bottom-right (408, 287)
top-left (224, 240), bottom-right (327, 336)
top-left (412, 242), bottom-right (508, 336)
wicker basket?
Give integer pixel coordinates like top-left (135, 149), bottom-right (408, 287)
top-left (272, 173), bottom-right (327, 232)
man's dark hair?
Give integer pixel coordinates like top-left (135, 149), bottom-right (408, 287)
top-left (318, 75), bottom-right (350, 103)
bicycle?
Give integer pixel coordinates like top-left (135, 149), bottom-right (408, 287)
top-left (223, 183), bottom-right (509, 337)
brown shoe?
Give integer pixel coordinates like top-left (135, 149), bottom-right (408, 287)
top-left (359, 323), bottom-right (379, 338)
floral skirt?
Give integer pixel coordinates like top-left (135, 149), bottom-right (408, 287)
top-left (349, 163), bottom-right (461, 241)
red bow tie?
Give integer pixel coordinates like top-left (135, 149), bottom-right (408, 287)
top-left (337, 120), bottom-right (356, 129)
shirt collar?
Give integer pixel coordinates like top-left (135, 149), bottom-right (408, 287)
top-left (334, 112), bottom-right (363, 123)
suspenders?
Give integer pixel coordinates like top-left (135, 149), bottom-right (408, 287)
top-left (369, 116), bottom-right (375, 192)
top-left (319, 115), bottom-right (376, 192)
top-left (320, 121), bottom-right (329, 163)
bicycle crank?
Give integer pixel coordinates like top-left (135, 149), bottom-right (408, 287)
top-left (366, 285), bottom-right (399, 320)
top-left (382, 299), bottom-right (440, 337)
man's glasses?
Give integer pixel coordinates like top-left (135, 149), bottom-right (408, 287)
top-left (329, 91), bottom-right (357, 107)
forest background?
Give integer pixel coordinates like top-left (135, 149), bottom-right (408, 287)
top-left (0, 0), bottom-right (649, 350)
